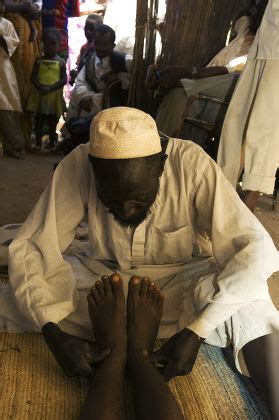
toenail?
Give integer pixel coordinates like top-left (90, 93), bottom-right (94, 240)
top-left (111, 273), bottom-right (120, 281)
top-left (142, 276), bottom-right (149, 281)
top-left (102, 275), bottom-right (109, 280)
top-left (132, 277), bottom-right (140, 284)
top-left (150, 282), bottom-right (155, 286)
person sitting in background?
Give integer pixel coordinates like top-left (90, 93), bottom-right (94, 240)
top-left (58, 24), bottom-right (132, 154)
top-left (27, 28), bottom-right (67, 150)
top-left (0, 16), bottom-right (25, 159)
top-left (69, 13), bottom-right (103, 86)
top-left (71, 24), bottom-right (132, 117)
top-left (154, 1), bottom-right (267, 142)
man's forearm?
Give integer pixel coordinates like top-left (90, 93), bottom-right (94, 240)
top-left (42, 322), bottom-right (62, 341)
top-left (5, 2), bottom-right (27, 13)
top-left (195, 66), bottom-right (228, 78)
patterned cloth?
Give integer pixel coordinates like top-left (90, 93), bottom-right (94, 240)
top-left (42, 0), bottom-right (79, 58)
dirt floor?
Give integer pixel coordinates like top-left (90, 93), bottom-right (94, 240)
top-left (0, 149), bottom-right (278, 307)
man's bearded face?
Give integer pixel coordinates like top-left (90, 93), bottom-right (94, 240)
top-left (91, 155), bottom-right (166, 228)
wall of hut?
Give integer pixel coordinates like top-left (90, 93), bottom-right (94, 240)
top-left (159, 0), bottom-right (252, 67)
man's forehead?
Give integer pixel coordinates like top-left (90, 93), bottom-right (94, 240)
top-left (95, 158), bottom-right (152, 180)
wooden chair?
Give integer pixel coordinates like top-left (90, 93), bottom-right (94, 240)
top-left (177, 94), bottom-right (230, 161)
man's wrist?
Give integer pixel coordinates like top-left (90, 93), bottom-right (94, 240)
top-left (183, 328), bottom-right (205, 342)
top-left (42, 322), bottom-right (61, 338)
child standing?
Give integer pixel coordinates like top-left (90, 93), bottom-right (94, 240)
top-left (0, 16), bottom-right (25, 159)
top-left (28, 28), bottom-right (67, 150)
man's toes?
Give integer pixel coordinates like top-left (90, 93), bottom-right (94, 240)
top-left (90, 286), bottom-right (101, 304)
top-left (139, 276), bottom-right (150, 296)
top-left (95, 280), bottom-right (105, 299)
top-left (110, 273), bottom-right (124, 297)
top-left (102, 275), bottom-right (112, 297)
top-left (156, 293), bottom-right (165, 311)
top-left (87, 293), bottom-right (96, 307)
top-left (152, 286), bottom-right (161, 304)
top-left (147, 282), bottom-right (155, 299)
top-left (128, 275), bottom-right (141, 296)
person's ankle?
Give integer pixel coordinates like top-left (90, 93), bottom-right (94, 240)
top-left (103, 346), bottom-right (127, 369)
top-left (127, 343), bottom-right (151, 366)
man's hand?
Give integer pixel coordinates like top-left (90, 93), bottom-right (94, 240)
top-left (42, 322), bottom-right (110, 378)
top-left (23, 2), bottom-right (40, 19)
top-left (156, 66), bottom-right (193, 88)
top-left (150, 328), bottom-right (203, 381)
top-left (78, 96), bottom-right (94, 114)
top-left (101, 71), bottom-right (119, 85)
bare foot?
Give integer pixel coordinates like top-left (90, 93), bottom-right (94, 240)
top-left (127, 276), bottom-right (164, 355)
top-left (87, 273), bottom-right (126, 355)
top-left (243, 190), bottom-right (260, 213)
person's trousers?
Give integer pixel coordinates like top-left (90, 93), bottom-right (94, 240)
top-left (0, 110), bottom-right (25, 153)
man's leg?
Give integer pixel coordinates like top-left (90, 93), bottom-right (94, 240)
top-left (80, 274), bottom-right (127, 420)
top-left (156, 88), bottom-right (189, 137)
top-left (242, 190), bottom-right (261, 212)
top-left (127, 276), bottom-right (184, 420)
top-left (243, 333), bottom-right (279, 417)
top-left (35, 113), bottom-right (43, 148)
top-left (48, 114), bottom-right (58, 149)
top-left (0, 110), bottom-right (25, 156)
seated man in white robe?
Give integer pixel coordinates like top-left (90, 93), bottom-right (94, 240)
top-left (155, 1), bottom-right (267, 142)
top-left (2, 107), bottom-right (279, 416)
top-left (59, 24), bottom-right (132, 153)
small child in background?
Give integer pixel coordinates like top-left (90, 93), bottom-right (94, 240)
top-left (69, 13), bottom-right (103, 85)
top-left (28, 28), bottom-right (67, 150)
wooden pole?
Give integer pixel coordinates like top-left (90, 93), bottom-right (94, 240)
top-left (128, 0), bottom-right (159, 109)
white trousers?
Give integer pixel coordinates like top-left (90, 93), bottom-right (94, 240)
top-left (218, 59), bottom-right (279, 194)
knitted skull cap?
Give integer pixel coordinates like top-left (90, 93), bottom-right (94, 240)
top-left (89, 107), bottom-right (162, 159)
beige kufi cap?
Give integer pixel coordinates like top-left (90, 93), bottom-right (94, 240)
top-left (89, 107), bottom-right (162, 159)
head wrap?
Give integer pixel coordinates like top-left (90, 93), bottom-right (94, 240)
top-left (89, 107), bottom-right (162, 159)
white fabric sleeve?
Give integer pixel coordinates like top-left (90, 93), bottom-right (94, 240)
top-left (225, 55), bottom-right (247, 73)
top-left (74, 66), bottom-right (95, 103)
top-left (9, 148), bottom-right (89, 329)
top-left (187, 155), bottom-right (279, 338)
top-left (2, 19), bottom-right (19, 57)
top-left (33, 1), bottom-right (42, 10)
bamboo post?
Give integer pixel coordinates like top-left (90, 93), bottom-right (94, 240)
top-left (127, 0), bottom-right (159, 109)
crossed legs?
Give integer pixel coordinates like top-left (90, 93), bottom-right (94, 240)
top-left (79, 274), bottom-right (183, 420)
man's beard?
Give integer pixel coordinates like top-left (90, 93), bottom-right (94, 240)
top-left (108, 209), bottom-right (149, 228)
